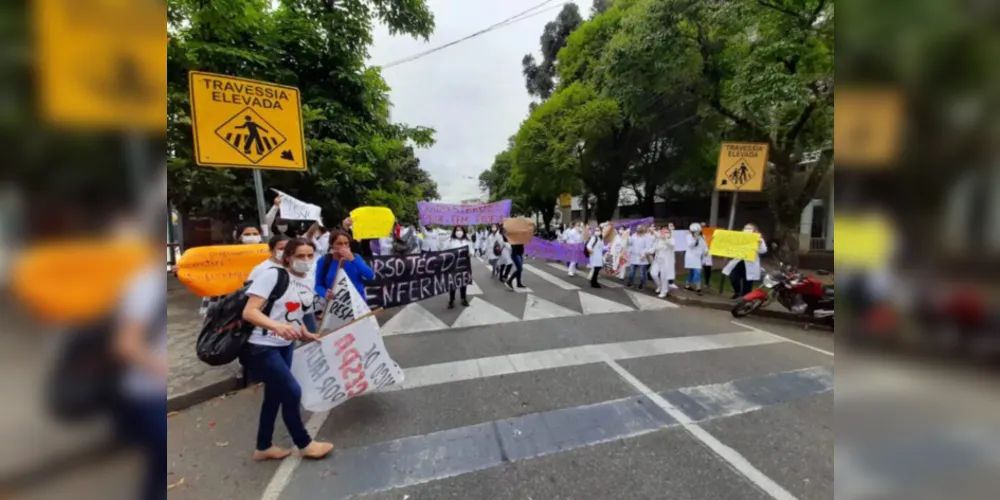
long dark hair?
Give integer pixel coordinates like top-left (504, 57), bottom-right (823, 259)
top-left (450, 226), bottom-right (467, 240)
top-left (280, 238), bottom-right (312, 268)
top-left (321, 229), bottom-right (354, 285)
top-left (327, 229), bottom-right (352, 252)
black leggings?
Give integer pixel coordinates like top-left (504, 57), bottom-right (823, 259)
top-left (729, 261), bottom-right (755, 296)
top-left (449, 286), bottom-right (467, 302)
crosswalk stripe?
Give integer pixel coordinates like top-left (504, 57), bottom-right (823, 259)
top-left (452, 297), bottom-right (520, 329)
top-left (522, 263), bottom-right (580, 290)
top-left (626, 290), bottom-right (679, 310)
top-left (381, 302), bottom-right (449, 336)
top-left (546, 262), bottom-right (622, 288)
top-left (522, 294), bottom-right (580, 321)
top-left (579, 291), bottom-right (634, 314)
top-left (466, 282), bottom-right (483, 295)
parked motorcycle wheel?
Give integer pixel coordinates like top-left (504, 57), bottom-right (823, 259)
top-left (731, 297), bottom-right (764, 318)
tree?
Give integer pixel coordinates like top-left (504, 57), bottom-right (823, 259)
top-left (521, 3), bottom-right (583, 100)
top-left (167, 0), bottom-right (440, 232)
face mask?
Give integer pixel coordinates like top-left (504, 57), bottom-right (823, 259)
top-left (274, 250), bottom-right (284, 261)
top-left (456, 231), bottom-right (465, 238)
top-left (291, 260), bottom-right (312, 274)
top-left (241, 235), bottom-right (261, 244)
top-left (276, 225), bottom-right (288, 233)
top-left (490, 227), bottom-right (497, 232)
top-left (744, 226), bottom-right (754, 233)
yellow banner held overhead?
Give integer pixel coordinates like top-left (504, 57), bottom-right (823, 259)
top-left (188, 71), bottom-right (307, 171)
top-left (349, 207), bottom-right (395, 240)
top-left (176, 244), bottom-right (270, 297)
top-left (709, 230), bottom-right (761, 261)
top-left (715, 142), bottom-right (769, 192)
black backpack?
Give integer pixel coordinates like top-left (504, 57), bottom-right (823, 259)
top-left (493, 241), bottom-right (502, 257)
top-left (196, 268), bottom-right (289, 366)
top-left (584, 236), bottom-right (596, 258)
top-left (47, 288), bottom-right (167, 422)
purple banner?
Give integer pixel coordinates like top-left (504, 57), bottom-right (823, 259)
top-left (610, 217), bottom-right (654, 231)
top-left (524, 237), bottom-right (588, 264)
top-left (417, 200), bottom-right (512, 226)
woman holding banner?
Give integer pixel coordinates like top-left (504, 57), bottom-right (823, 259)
top-left (446, 226), bottom-right (474, 308)
top-left (722, 223), bottom-right (768, 298)
top-left (241, 238), bottom-right (333, 461)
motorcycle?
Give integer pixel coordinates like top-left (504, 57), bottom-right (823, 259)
top-left (730, 262), bottom-right (835, 326)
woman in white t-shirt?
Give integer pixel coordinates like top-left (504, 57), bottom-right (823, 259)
top-left (241, 238), bottom-right (334, 461)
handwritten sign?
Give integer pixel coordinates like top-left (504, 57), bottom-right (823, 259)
top-left (350, 206), bottom-right (394, 240)
top-left (525, 237), bottom-right (587, 264)
top-left (364, 247), bottom-right (473, 309)
top-left (291, 315), bottom-right (404, 412)
top-left (417, 200), bottom-right (512, 226)
top-left (320, 269), bottom-right (371, 333)
top-left (709, 230), bottom-right (761, 261)
top-left (834, 214), bottom-right (892, 269)
top-left (273, 189), bottom-right (322, 221)
top-left (503, 217), bottom-right (535, 245)
top-left (176, 244), bottom-right (269, 297)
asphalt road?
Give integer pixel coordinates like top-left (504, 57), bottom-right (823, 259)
top-left (165, 257), bottom-right (835, 500)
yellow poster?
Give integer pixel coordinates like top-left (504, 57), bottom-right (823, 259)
top-left (709, 230), bottom-right (761, 261)
top-left (834, 214), bottom-right (892, 269)
top-left (350, 206), bottom-right (395, 240)
top-left (188, 71), bottom-right (306, 171)
top-left (176, 244), bottom-right (270, 297)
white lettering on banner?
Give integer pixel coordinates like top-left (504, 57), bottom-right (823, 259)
top-left (273, 189), bottom-right (322, 221)
top-left (320, 269), bottom-right (372, 333)
top-left (365, 247), bottom-right (473, 309)
top-left (291, 315), bottom-right (404, 412)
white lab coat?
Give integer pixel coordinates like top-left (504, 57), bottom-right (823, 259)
top-left (585, 235), bottom-right (605, 268)
top-left (446, 237), bottom-right (475, 254)
top-left (649, 234), bottom-right (676, 282)
top-left (628, 233), bottom-right (652, 265)
top-left (722, 237), bottom-right (768, 281)
top-left (419, 227), bottom-right (439, 252)
top-left (684, 233), bottom-right (707, 269)
top-left (564, 228), bottom-right (583, 245)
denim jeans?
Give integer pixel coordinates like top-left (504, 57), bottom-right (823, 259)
top-left (628, 264), bottom-right (648, 287)
top-left (686, 268), bottom-right (702, 286)
top-left (243, 343), bottom-right (312, 450)
top-left (302, 312), bottom-right (318, 333)
top-left (507, 254), bottom-right (524, 285)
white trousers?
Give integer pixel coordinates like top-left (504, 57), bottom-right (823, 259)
top-left (567, 262), bottom-right (577, 275)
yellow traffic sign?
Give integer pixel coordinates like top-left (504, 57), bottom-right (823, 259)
top-left (188, 72), bottom-right (306, 171)
top-left (559, 193), bottom-right (572, 208)
top-left (36, 0), bottom-right (166, 130)
top-left (835, 89), bottom-right (901, 168)
top-left (715, 142), bottom-right (769, 192)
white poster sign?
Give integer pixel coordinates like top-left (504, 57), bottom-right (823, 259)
top-left (273, 189), bottom-right (323, 222)
top-left (291, 315), bottom-right (404, 412)
top-left (320, 269), bottom-right (371, 333)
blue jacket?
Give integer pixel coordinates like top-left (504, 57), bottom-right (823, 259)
top-left (315, 254), bottom-right (375, 300)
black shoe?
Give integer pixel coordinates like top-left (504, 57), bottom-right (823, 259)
top-left (684, 285), bottom-right (693, 291)
top-left (730, 294), bottom-right (740, 300)
top-left (516, 283), bottom-right (526, 289)
top-left (591, 283), bottom-right (602, 289)
top-left (638, 285), bottom-right (644, 291)
top-left (625, 283), bottom-right (633, 288)
top-left (448, 301), bottom-right (454, 309)
top-left (505, 281), bottom-right (514, 291)
top-left (461, 299), bottom-right (470, 307)
top-left (696, 289), bottom-right (703, 296)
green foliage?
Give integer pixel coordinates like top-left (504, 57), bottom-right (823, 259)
top-left (521, 4), bottom-right (583, 100)
top-left (167, 0), bottom-right (440, 230)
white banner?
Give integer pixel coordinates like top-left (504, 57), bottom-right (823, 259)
top-left (320, 268), bottom-right (371, 333)
top-left (291, 315), bottom-right (404, 412)
top-left (273, 189), bottom-right (323, 222)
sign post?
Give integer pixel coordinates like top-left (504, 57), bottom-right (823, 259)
top-left (714, 142), bottom-right (770, 229)
top-left (188, 72), bottom-right (307, 231)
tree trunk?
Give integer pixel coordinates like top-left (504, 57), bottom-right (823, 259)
top-left (642, 182), bottom-right (657, 217)
top-left (541, 206), bottom-right (555, 231)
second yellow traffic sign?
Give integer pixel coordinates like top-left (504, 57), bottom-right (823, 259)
top-left (188, 71), bottom-right (307, 171)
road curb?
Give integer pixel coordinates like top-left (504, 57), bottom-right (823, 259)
top-left (664, 293), bottom-right (826, 325)
top-left (167, 375), bottom-right (242, 413)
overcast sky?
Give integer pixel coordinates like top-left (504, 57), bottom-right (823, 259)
top-left (368, 0), bottom-right (582, 203)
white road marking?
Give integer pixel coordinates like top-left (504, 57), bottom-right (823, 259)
top-left (466, 282), bottom-right (483, 296)
top-left (603, 358), bottom-right (799, 500)
top-left (523, 294), bottom-right (580, 321)
top-left (625, 289), bottom-right (680, 310)
top-left (452, 297), bottom-right (520, 329)
top-left (731, 320), bottom-right (834, 357)
top-left (522, 264), bottom-right (580, 290)
top-left (259, 410), bottom-right (330, 500)
top-left (578, 291), bottom-right (634, 314)
top-left (394, 330), bottom-right (781, 391)
top-left (547, 262), bottom-right (622, 288)
top-left (381, 302), bottom-right (450, 336)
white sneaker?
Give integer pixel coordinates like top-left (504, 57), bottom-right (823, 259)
top-left (568, 272), bottom-right (575, 277)
top-left (655, 288), bottom-right (661, 294)
top-left (658, 292), bottom-right (667, 299)
top-left (669, 284), bottom-right (679, 290)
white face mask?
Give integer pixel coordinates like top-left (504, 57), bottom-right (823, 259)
top-left (291, 260), bottom-right (312, 274)
top-left (744, 226), bottom-right (754, 233)
top-left (276, 225), bottom-right (288, 233)
top-left (241, 235), bottom-right (261, 244)
top-left (274, 250), bottom-right (284, 261)
top-left (456, 231), bottom-right (465, 238)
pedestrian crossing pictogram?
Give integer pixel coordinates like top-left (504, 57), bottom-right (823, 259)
top-left (722, 158), bottom-right (755, 188)
top-left (214, 107), bottom-right (287, 164)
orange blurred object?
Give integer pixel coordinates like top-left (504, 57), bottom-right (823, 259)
top-left (175, 244), bottom-right (270, 297)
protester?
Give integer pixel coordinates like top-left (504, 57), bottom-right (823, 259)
top-left (445, 226), bottom-right (474, 308)
top-left (249, 234), bottom-right (290, 283)
top-left (305, 222), bottom-right (330, 256)
top-left (200, 222), bottom-right (264, 317)
top-left (684, 223), bottom-right (708, 295)
top-left (497, 229), bottom-right (513, 282)
top-left (585, 223), bottom-right (608, 288)
top-left (506, 237), bottom-right (526, 291)
top-left (626, 225), bottom-right (653, 289)
top-left (419, 225), bottom-right (440, 252)
top-left (723, 223), bottom-right (768, 298)
top-left (563, 223), bottom-right (584, 277)
top-left (649, 226), bottom-right (676, 298)
top-left (700, 221), bottom-right (714, 289)
top-left (241, 238), bottom-right (333, 461)
top-left (486, 225), bottom-right (502, 273)
top-left (315, 229), bottom-right (375, 305)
